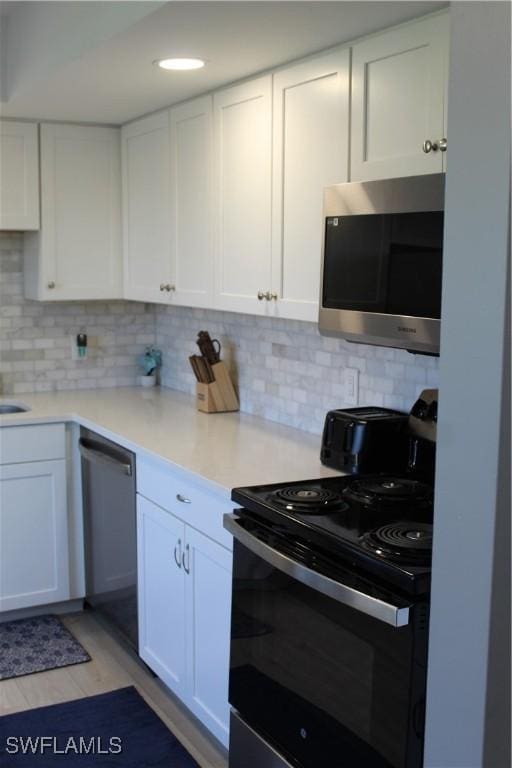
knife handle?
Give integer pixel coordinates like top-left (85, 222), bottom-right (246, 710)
top-left (211, 338), bottom-right (222, 361)
top-left (196, 331), bottom-right (222, 363)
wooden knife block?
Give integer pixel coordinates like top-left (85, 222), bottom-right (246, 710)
top-left (196, 361), bottom-right (239, 413)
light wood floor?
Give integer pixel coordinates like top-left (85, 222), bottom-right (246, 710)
top-left (0, 610), bottom-right (228, 768)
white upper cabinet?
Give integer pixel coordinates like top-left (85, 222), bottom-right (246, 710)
top-left (24, 124), bottom-right (122, 300)
top-left (170, 97), bottom-right (214, 308)
top-left (351, 12), bottom-right (449, 181)
top-left (122, 112), bottom-right (172, 303)
top-left (0, 121), bottom-right (40, 231)
top-left (213, 76), bottom-right (273, 314)
top-left (271, 49), bottom-right (350, 322)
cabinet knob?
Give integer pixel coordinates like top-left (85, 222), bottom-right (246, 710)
top-left (438, 137), bottom-right (447, 152)
top-left (265, 291), bottom-right (278, 301)
top-left (176, 493), bottom-right (191, 504)
top-left (257, 291), bottom-right (265, 301)
top-left (422, 139), bottom-right (439, 154)
top-left (160, 283), bottom-right (166, 292)
top-left (47, 281), bottom-right (55, 289)
top-left (165, 284), bottom-right (176, 292)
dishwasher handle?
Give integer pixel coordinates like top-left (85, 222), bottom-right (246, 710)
top-left (79, 438), bottom-right (133, 477)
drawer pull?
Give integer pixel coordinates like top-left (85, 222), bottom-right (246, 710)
top-left (176, 493), bottom-right (191, 504)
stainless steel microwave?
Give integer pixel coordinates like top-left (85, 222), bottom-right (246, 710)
top-left (319, 174), bottom-right (445, 354)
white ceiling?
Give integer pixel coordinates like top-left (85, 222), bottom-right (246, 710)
top-left (0, 1), bottom-right (446, 125)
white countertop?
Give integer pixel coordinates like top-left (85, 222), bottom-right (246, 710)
top-left (0, 388), bottom-right (338, 497)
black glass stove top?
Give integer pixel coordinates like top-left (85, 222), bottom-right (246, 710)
top-left (231, 474), bottom-right (434, 595)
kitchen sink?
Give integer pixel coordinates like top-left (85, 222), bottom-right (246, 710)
top-left (0, 403), bottom-right (30, 414)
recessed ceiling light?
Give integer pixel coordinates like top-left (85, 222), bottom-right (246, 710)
top-left (155, 58), bottom-right (205, 71)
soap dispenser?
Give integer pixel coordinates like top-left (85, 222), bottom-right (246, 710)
top-left (76, 333), bottom-right (87, 359)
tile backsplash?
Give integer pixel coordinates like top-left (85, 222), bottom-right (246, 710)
top-left (0, 231), bottom-right (439, 433)
top-left (0, 232), bottom-right (154, 394)
top-left (156, 305), bottom-right (439, 435)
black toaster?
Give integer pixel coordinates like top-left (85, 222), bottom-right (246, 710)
top-left (320, 407), bottom-right (409, 473)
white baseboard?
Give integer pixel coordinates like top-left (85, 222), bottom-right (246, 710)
top-left (0, 599), bottom-right (84, 624)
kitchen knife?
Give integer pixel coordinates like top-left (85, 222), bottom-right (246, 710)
top-left (189, 355), bottom-right (201, 382)
top-left (197, 355), bottom-right (214, 384)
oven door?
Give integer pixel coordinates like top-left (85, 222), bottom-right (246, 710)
top-left (224, 513), bottom-right (428, 768)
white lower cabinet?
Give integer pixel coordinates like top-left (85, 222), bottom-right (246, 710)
top-left (137, 493), bottom-right (232, 747)
top-left (184, 526), bottom-right (232, 744)
top-left (137, 495), bottom-right (187, 698)
top-left (0, 459), bottom-right (69, 612)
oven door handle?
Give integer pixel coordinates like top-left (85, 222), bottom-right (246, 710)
top-left (223, 513), bottom-right (411, 628)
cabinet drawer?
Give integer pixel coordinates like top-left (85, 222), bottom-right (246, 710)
top-left (0, 424), bottom-right (66, 464)
top-left (137, 457), bottom-right (233, 550)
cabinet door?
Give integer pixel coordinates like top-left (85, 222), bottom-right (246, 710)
top-left (0, 460), bottom-right (69, 612)
top-left (213, 76), bottom-right (272, 314)
top-left (34, 124), bottom-right (122, 300)
top-left (137, 495), bottom-right (186, 699)
top-left (351, 13), bottom-right (449, 181)
top-left (122, 112), bottom-right (172, 303)
top-left (271, 49), bottom-right (350, 322)
top-left (170, 97), bottom-right (214, 308)
top-left (0, 121), bottom-right (39, 230)
top-left (184, 527), bottom-right (232, 747)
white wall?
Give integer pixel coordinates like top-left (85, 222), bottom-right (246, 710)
top-left (483, 257), bottom-right (510, 767)
top-left (424, 3), bottom-right (511, 766)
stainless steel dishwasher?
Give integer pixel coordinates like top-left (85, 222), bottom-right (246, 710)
top-left (79, 428), bottom-right (137, 651)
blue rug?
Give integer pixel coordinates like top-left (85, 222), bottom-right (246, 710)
top-left (0, 616), bottom-right (90, 681)
top-left (0, 687), bottom-right (199, 766)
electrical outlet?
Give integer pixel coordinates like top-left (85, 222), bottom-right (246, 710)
top-left (344, 367), bottom-right (359, 406)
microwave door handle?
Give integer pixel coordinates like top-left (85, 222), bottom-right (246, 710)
top-left (224, 513), bottom-right (411, 628)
